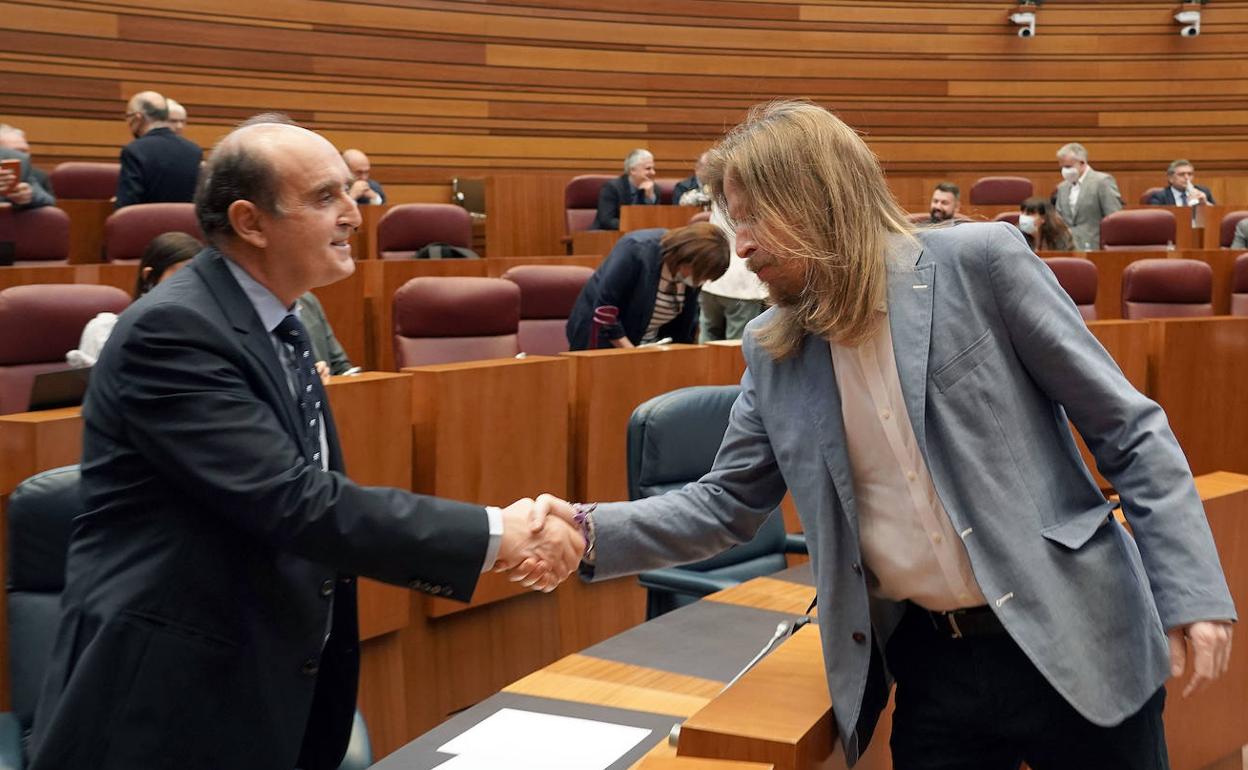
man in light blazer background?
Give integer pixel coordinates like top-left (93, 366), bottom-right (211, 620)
top-left (537, 103), bottom-right (1234, 770)
top-left (1054, 142), bottom-right (1124, 250)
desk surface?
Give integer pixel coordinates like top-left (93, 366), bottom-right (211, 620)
top-left (374, 565), bottom-right (816, 770)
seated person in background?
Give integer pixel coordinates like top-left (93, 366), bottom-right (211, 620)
top-left (672, 151), bottom-right (711, 207)
top-left (1019, 196), bottom-right (1075, 252)
top-left (68, 231), bottom-right (201, 367)
top-left (297, 291), bottom-right (354, 380)
top-left (343, 148), bottom-right (385, 205)
top-left (566, 222), bottom-right (729, 349)
top-left (1232, 218), bottom-right (1248, 249)
top-left (0, 146), bottom-right (55, 210)
top-left (1146, 159), bottom-right (1214, 207)
top-left (0, 123), bottom-right (52, 193)
top-left (117, 90), bottom-right (203, 208)
top-left (591, 148), bottom-right (659, 230)
top-left (167, 98), bottom-right (188, 135)
top-left (1054, 141), bottom-right (1123, 251)
top-left (927, 182), bottom-right (960, 223)
top-left (699, 203), bottom-right (768, 342)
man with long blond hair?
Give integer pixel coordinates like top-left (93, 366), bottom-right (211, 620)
top-left (530, 101), bottom-right (1234, 769)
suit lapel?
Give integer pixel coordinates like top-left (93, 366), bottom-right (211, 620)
top-left (796, 332), bottom-right (858, 529)
top-left (886, 239), bottom-right (933, 461)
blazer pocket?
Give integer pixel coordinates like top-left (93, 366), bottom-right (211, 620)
top-left (931, 330), bottom-right (993, 393)
top-left (1040, 500), bottom-right (1119, 549)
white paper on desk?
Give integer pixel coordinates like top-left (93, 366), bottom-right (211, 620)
top-left (437, 708), bottom-right (652, 770)
top-left (431, 754), bottom-right (579, 770)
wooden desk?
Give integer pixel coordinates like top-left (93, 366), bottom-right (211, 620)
top-left (350, 204), bottom-right (390, 261)
top-left (621, 205), bottom-right (703, 232)
top-left (58, 199), bottom-right (112, 264)
top-left (1084, 250), bottom-right (1165, 320)
top-left (705, 340), bottom-right (746, 386)
top-left (485, 255), bottom-right (603, 277)
top-left (1194, 204), bottom-right (1230, 250)
top-left (1178, 248), bottom-right (1242, 315)
top-left (311, 267), bottom-right (367, 369)
top-left (572, 229), bottom-right (623, 256)
top-left (485, 174), bottom-right (567, 257)
top-left (0, 263), bottom-right (137, 293)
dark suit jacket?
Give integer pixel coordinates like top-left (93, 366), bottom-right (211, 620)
top-left (299, 291), bottom-right (353, 374)
top-left (566, 228), bottom-right (699, 349)
top-left (0, 147), bottom-right (54, 210)
top-left (1145, 184), bottom-right (1215, 206)
top-left (671, 174), bottom-right (700, 206)
top-left (115, 127), bottom-right (203, 208)
top-left (591, 174), bottom-right (657, 230)
top-left (30, 249), bottom-right (488, 770)
top-left (355, 178), bottom-right (385, 205)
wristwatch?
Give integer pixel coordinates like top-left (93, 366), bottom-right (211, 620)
top-left (572, 502), bottom-right (598, 564)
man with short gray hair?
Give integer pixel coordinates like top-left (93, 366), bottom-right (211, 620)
top-left (1146, 159), bottom-right (1214, 207)
top-left (592, 148), bottom-right (658, 230)
top-left (116, 90), bottom-right (202, 207)
top-left (1054, 142), bottom-right (1123, 250)
top-left (167, 98), bottom-right (188, 135)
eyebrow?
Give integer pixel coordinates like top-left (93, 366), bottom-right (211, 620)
top-left (306, 176), bottom-right (349, 201)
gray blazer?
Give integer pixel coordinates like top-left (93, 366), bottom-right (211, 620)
top-left (297, 292), bottom-right (353, 375)
top-left (1054, 168), bottom-right (1123, 250)
top-left (1232, 218), bottom-right (1248, 250)
top-left (588, 222), bottom-right (1234, 766)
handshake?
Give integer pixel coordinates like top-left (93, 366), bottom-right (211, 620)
top-left (493, 494), bottom-right (586, 593)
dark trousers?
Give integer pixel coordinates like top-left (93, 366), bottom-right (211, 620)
top-left (885, 603), bottom-right (1169, 770)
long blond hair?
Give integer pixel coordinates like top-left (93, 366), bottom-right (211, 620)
top-left (704, 101), bottom-right (914, 360)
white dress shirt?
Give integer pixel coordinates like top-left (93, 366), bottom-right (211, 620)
top-left (1068, 165), bottom-right (1090, 210)
top-left (701, 203), bottom-right (769, 301)
top-left (829, 311), bottom-right (986, 611)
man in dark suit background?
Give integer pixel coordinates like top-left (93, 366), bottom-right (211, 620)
top-left (29, 115), bottom-right (583, 770)
top-left (671, 151), bottom-right (710, 206)
top-left (116, 90), bottom-right (203, 208)
top-left (0, 123), bottom-right (52, 194)
top-left (1146, 159), bottom-right (1215, 207)
top-left (591, 148), bottom-right (658, 230)
top-left (342, 148), bottom-right (385, 205)
top-left (0, 145), bottom-right (54, 210)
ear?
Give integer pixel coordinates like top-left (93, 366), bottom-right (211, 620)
top-left (140, 266), bottom-right (153, 283)
top-left (227, 200), bottom-right (268, 249)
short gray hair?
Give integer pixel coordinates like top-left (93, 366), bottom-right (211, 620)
top-left (624, 148), bottom-right (653, 173)
top-left (1056, 142), bottom-right (1088, 162)
top-left (1167, 159), bottom-right (1193, 175)
top-left (0, 124), bottom-right (22, 139)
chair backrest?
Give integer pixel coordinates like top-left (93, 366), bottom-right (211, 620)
top-left (1139, 186), bottom-right (1166, 205)
top-left (1121, 258), bottom-right (1213, 319)
top-left (392, 277), bottom-right (520, 367)
top-left (103, 203), bottom-right (201, 262)
top-left (656, 177), bottom-right (681, 204)
top-left (1042, 257), bottom-right (1098, 320)
top-left (627, 385), bottom-right (786, 572)
top-left (7, 465), bottom-right (81, 743)
top-left (500, 265), bottom-right (594, 356)
top-left (992, 211), bottom-right (1021, 226)
top-left (48, 162), bottom-right (120, 200)
top-left (0, 284), bottom-right (130, 414)
top-left (969, 176), bottom-right (1034, 206)
top-left (376, 204), bottom-right (471, 259)
top-left (0, 206), bottom-right (70, 262)
top-left (1232, 253), bottom-right (1248, 317)
top-left (1221, 210), bottom-right (1248, 248)
top-left (564, 175), bottom-right (613, 234)
top-left (1099, 209), bottom-right (1176, 251)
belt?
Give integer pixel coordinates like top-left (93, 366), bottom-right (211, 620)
top-left (923, 604), bottom-right (1006, 639)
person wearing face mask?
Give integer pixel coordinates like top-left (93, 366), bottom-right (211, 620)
top-left (1053, 142), bottom-right (1123, 251)
top-left (1017, 196), bottom-right (1074, 252)
top-left (566, 223), bottom-right (730, 349)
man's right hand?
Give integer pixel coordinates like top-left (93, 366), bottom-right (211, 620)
top-left (0, 168), bottom-right (17, 196)
top-left (348, 179), bottom-right (373, 201)
top-left (494, 495), bottom-right (584, 592)
top-left (6, 182), bottom-right (32, 206)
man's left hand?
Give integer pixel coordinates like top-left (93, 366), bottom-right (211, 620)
top-left (7, 182), bottom-right (32, 206)
top-left (1168, 620), bottom-right (1233, 697)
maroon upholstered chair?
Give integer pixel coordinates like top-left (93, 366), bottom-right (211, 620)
top-left (1098, 209), bottom-right (1176, 251)
top-left (687, 210), bottom-right (712, 225)
top-left (501, 265), bottom-right (594, 355)
top-left (0, 284), bottom-right (130, 414)
top-left (0, 206), bottom-right (70, 263)
top-left (564, 175), bottom-right (613, 235)
top-left (656, 178), bottom-right (681, 205)
top-left (1042, 258), bottom-right (1099, 321)
top-left (103, 203), bottom-right (201, 262)
top-left (1139, 187), bottom-right (1166, 206)
top-left (969, 177), bottom-right (1034, 206)
top-left (993, 211), bottom-right (1021, 226)
top-left (48, 162), bottom-right (120, 200)
top-left (392, 277), bottom-right (520, 367)
top-left (1220, 210), bottom-right (1248, 248)
top-left (376, 204), bottom-right (471, 260)
top-left (1232, 253), bottom-right (1248, 317)
top-left (1121, 259), bottom-right (1213, 319)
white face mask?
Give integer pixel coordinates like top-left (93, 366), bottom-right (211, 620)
top-left (1018, 214), bottom-right (1037, 234)
top-left (1060, 165), bottom-right (1081, 183)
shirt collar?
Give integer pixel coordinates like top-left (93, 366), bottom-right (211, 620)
top-left (1076, 165), bottom-right (1090, 185)
top-left (223, 256), bottom-right (292, 334)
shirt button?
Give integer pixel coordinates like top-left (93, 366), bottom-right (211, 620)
top-left (851, 563), bottom-right (863, 575)
top-left (881, 409), bottom-right (891, 420)
top-left (303, 350), bottom-right (310, 358)
top-left (301, 658), bottom-right (320, 676)
top-left (305, 384), bottom-right (313, 393)
top-left (851, 631), bottom-right (867, 644)
top-left (906, 471), bottom-right (917, 482)
top-left (931, 532), bottom-right (944, 544)
top-left (313, 452), bottom-right (321, 461)
top-left (320, 579), bottom-right (334, 597)
top-left (314, 401), bottom-right (321, 409)
top-left (309, 419), bottom-right (317, 427)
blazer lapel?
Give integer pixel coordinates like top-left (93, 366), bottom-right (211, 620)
top-left (796, 332), bottom-right (858, 530)
top-left (886, 243), bottom-right (934, 461)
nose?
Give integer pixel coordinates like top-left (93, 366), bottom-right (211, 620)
top-left (342, 196), bottom-right (362, 230)
top-left (735, 224), bottom-right (756, 261)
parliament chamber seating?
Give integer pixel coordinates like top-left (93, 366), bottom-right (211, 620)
top-left (656, 177), bottom-right (680, 204)
top-left (103, 203), bottom-right (201, 262)
top-left (0, 206), bottom-right (70, 263)
top-left (1121, 259), bottom-right (1214, 319)
top-left (1099, 209), bottom-right (1176, 251)
top-left (500, 264), bottom-right (593, 356)
top-left (1043, 257), bottom-right (1099, 320)
top-left (1139, 187), bottom-right (1166, 205)
top-left (562, 175), bottom-right (612, 236)
top-left (47, 162), bottom-right (119, 200)
top-left (969, 176), bottom-right (1033, 205)
top-left (1232, 253), bottom-right (1248, 317)
top-left (392, 276), bottom-right (520, 367)
top-left (628, 385), bottom-right (805, 620)
top-left (0, 284), bottom-right (129, 415)
top-left (375, 204), bottom-right (472, 260)
top-left (1221, 210), bottom-right (1248, 248)
top-left (992, 210), bottom-right (1020, 226)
